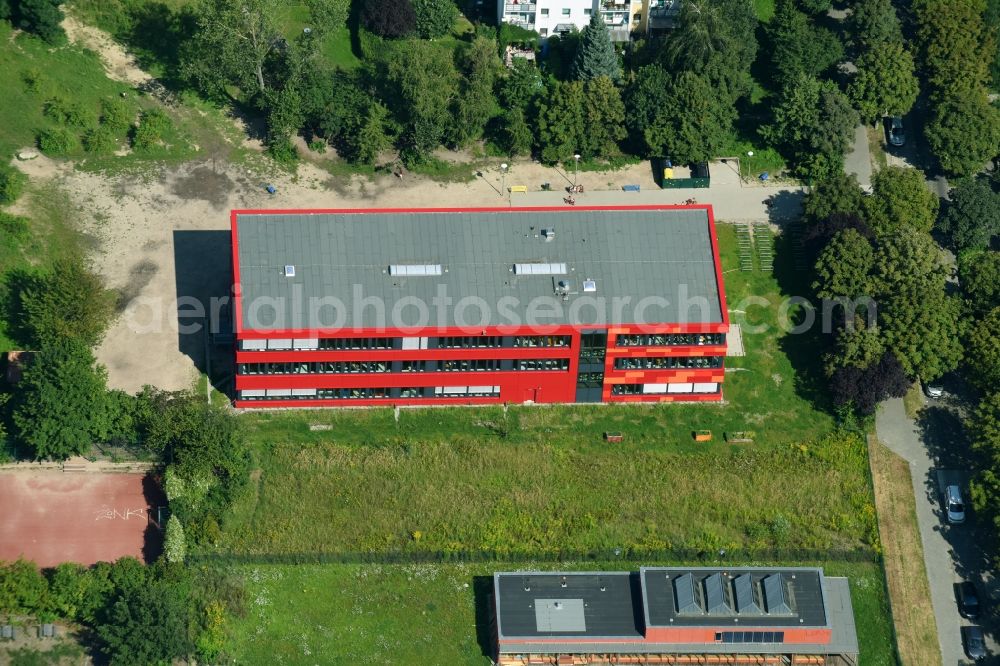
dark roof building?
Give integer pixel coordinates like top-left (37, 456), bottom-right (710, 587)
top-left (231, 206), bottom-right (729, 408)
top-left (493, 567), bottom-right (859, 665)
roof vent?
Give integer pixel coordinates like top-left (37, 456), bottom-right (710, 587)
top-left (514, 262), bottom-right (567, 275)
top-left (283, 265), bottom-right (296, 277)
top-left (388, 264), bottom-right (443, 277)
top-left (542, 228), bottom-right (555, 241)
top-left (582, 279), bottom-right (597, 293)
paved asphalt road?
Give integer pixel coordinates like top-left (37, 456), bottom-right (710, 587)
top-left (876, 391), bottom-right (998, 664)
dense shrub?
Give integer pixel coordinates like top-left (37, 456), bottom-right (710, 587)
top-left (43, 97), bottom-right (97, 128)
top-left (0, 164), bottom-right (27, 205)
top-left (131, 108), bottom-right (172, 152)
top-left (83, 125), bottom-right (118, 155)
top-left (100, 97), bottom-right (135, 134)
top-left (37, 127), bottom-right (80, 155)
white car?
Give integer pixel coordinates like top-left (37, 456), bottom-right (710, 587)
top-left (946, 485), bottom-right (966, 524)
top-left (924, 383), bottom-right (944, 399)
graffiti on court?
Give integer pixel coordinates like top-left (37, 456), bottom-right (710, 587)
top-left (95, 507), bottom-right (148, 521)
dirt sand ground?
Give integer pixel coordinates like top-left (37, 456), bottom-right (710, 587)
top-left (9, 15), bottom-right (798, 395)
top-left (0, 471), bottom-right (162, 567)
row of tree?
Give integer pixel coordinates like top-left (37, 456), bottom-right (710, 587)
top-left (0, 556), bottom-right (242, 665)
top-left (803, 167), bottom-right (963, 413)
top-left (913, 0), bottom-right (1000, 177)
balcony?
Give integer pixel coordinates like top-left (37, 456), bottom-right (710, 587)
top-left (504, 2), bottom-right (536, 13)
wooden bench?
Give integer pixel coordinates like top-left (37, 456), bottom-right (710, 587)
top-left (509, 185), bottom-right (528, 193)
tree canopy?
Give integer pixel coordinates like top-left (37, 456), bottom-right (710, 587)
top-left (12, 338), bottom-right (112, 460)
top-left (362, 0), bottom-right (417, 38)
top-left (812, 228), bottom-right (874, 300)
top-left (641, 70), bottom-right (734, 164)
top-left (938, 178), bottom-right (1000, 251)
top-left (867, 166), bottom-right (940, 235)
top-left (848, 42), bottom-right (919, 123)
top-left (412, 0), bottom-right (457, 39)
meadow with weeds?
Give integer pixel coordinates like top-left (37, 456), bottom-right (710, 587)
top-left (224, 560), bottom-right (894, 665)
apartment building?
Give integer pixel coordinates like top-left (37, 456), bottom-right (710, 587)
top-left (497, 0), bottom-right (645, 41)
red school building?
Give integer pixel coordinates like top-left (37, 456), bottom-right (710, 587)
top-left (231, 205), bottom-right (729, 409)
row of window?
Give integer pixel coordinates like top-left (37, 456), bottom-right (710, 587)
top-left (611, 382), bottom-right (720, 396)
top-left (240, 335), bottom-right (572, 352)
top-left (613, 356), bottom-right (723, 370)
top-left (239, 386), bottom-right (501, 401)
top-left (616, 334), bottom-right (726, 347)
top-left (238, 359), bottom-right (569, 376)
top-left (715, 631), bottom-right (785, 644)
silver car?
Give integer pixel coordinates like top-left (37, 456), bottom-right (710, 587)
top-left (946, 485), bottom-right (966, 524)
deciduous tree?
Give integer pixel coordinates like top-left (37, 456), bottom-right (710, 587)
top-left (829, 351), bottom-right (910, 414)
top-left (924, 92), bottom-right (1000, 178)
top-left (164, 515), bottom-right (187, 563)
top-left (0, 163), bottom-right (26, 205)
top-left (764, 74), bottom-right (858, 180)
top-left (304, 0), bottom-right (349, 36)
top-left (12, 338), bottom-right (112, 460)
top-left (802, 172), bottom-right (867, 223)
top-left (96, 575), bottom-right (194, 666)
top-left (867, 166), bottom-right (939, 235)
top-left (450, 36), bottom-right (502, 147)
top-left (412, 0), bottom-right (457, 39)
top-left (581, 76), bottom-right (626, 159)
top-left (959, 251), bottom-right (1000, 314)
top-left (768, 0), bottom-right (843, 86)
top-left (849, 0), bottom-right (902, 48)
top-left (362, 0), bottom-right (417, 38)
top-left (14, 258), bottom-right (115, 349)
top-left (17, 0), bottom-right (65, 44)
top-left (967, 307), bottom-right (1000, 392)
top-left (500, 107), bottom-right (533, 157)
top-left (939, 178), bottom-right (1000, 252)
top-left (184, 0), bottom-right (283, 96)
top-left (641, 71), bottom-right (733, 164)
top-left (848, 42), bottom-right (918, 123)
top-left (813, 228), bottom-right (875, 300)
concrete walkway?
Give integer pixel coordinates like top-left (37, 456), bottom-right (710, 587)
top-left (506, 159), bottom-right (804, 223)
top-left (876, 396), bottom-right (995, 663)
top-left (845, 124), bottom-right (873, 191)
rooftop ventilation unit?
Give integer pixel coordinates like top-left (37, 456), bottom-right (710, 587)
top-left (542, 228), bottom-right (555, 242)
top-left (283, 265), bottom-right (296, 277)
top-left (673, 573), bottom-right (702, 615)
top-left (513, 262), bottom-right (567, 275)
top-left (763, 574), bottom-right (794, 615)
top-left (388, 264), bottom-right (443, 277)
top-left (582, 279), bottom-right (597, 293)
top-left (703, 573), bottom-right (732, 616)
top-left (733, 574), bottom-right (763, 615)
top-left (555, 279), bottom-right (571, 294)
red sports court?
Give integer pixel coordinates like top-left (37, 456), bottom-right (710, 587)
top-left (0, 472), bottom-right (162, 567)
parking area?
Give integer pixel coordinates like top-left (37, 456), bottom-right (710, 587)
top-left (877, 387), bottom-right (998, 664)
top-left (0, 471), bottom-right (163, 567)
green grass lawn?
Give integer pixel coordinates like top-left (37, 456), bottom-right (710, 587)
top-left (223, 560), bottom-right (894, 665)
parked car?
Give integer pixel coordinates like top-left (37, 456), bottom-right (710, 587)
top-left (958, 582), bottom-right (981, 619)
top-left (887, 116), bottom-right (905, 146)
top-left (923, 382), bottom-right (944, 399)
top-left (946, 485), bottom-right (966, 524)
top-left (962, 625), bottom-right (987, 660)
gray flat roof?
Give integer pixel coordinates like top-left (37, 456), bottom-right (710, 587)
top-left (234, 208), bottom-right (724, 332)
top-left (494, 569), bottom-right (858, 657)
top-left (494, 572), bottom-right (643, 639)
top-left (640, 567), bottom-right (828, 628)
